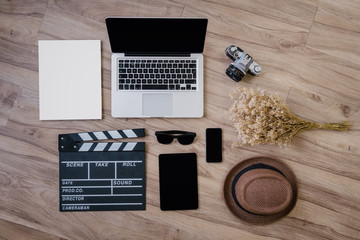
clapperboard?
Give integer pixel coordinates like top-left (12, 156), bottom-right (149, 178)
top-left (58, 128), bottom-right (146, 212)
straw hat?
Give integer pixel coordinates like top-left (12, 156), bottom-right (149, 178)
top-left (223, 157), bottom-right (298, 224)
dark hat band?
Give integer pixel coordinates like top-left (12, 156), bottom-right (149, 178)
top-left (231, 163), bottom-right (286, 215)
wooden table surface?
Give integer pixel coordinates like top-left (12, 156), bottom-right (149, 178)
top-left (1, 0), bottom-right (359, 239)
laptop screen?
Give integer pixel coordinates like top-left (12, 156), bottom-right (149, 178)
top-left (105, 18), bottom-right (208, 54)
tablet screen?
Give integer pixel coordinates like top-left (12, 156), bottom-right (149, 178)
top-left (159, 153), bottom-right (198, 210)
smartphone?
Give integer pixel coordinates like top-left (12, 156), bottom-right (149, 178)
top-left (206, 128), bottom-right (222, 163)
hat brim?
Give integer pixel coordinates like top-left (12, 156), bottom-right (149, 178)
top-left (223, 157), bottom-right (298, 224)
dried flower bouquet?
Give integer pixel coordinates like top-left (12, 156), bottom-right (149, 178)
top-left (229, 87), bottom-right (351, 146)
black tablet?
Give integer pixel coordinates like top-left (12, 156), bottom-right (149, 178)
top-left (159, 153), bottom-right (198, 210)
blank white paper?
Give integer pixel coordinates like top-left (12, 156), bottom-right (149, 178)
top-left (38, 40), bottom-right (102, 120)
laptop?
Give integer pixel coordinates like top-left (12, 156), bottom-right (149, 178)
top-left (105, 17), bottom-right (208, 118)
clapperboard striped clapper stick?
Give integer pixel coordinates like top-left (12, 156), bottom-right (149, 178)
top-left (58, 128), bottom-right (146, 212)
top-left (58, 128), bottom-right (145, 152)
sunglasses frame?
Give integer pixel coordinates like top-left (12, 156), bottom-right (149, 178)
top-left (155, 130), bottom-right (196, 145)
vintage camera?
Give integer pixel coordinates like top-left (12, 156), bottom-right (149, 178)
top-left (225, 45), bottom-right (262, 82)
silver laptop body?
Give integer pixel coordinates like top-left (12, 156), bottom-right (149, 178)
top-left (106, 17), bottom-right (208, 118)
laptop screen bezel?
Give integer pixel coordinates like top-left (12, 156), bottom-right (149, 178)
top-left (105, 17), bottom-right (208, 55)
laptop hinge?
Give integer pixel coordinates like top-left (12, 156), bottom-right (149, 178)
top-left (125, 52), bottom-right (191, 57)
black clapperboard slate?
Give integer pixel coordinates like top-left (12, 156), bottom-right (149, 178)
top-left (58, 128), bottom-right (145, 212)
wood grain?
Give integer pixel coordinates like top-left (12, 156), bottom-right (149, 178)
top-left (1, 0), bottom-right (360, 239)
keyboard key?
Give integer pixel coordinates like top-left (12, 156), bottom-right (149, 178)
top-left (192, 87), bottom-right (197, 90)
top-left (185, 80), bottom-right (196, 84)
top-left (176, 85), bottom-right (180, 90)
top-left (119, 74), bottom-right (127, 78)
top-left (186, 84), bottom-right (191, 90)
top-left (169, 85), bottom-right (175, 90)
top-left (142, 85), bottom-right (168, 90)
top-left (130, 85), bottom-right (134, 90)
top-left (135, 85), bottom-right (141, 90)
top-left (124, 85), bottom-right (129, 90)
top-left (119, 85), bottom-right (124, 90)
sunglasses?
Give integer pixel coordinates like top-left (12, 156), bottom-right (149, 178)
top-left (155, 131), bottom-right (196, 145)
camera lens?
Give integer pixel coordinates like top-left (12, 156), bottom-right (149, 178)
top-left (226, 65), bottom-right (245, 82)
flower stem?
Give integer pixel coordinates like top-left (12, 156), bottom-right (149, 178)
top-left (307, 121), bottom-right (351, 131)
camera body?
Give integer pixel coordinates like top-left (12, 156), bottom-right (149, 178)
top-left (225, 45), bottom-right (262, 82)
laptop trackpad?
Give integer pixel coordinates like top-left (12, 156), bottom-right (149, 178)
top-left (143, 94), bottom-right (173, 117)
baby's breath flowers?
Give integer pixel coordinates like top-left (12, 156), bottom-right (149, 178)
top-left (229, 87), bottom-right (351, 147)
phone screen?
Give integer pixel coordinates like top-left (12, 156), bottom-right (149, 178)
top-left (206, 128), bottom-right (222, 162)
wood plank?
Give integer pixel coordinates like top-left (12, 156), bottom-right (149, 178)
top-left (0, 0), bottom-right (47, 88)
top-left (306, 22), bottom-right (360, 64)
top-left (47, 0), bottom-right (184, 22)
top-left (314, 0), bottom-right (360, 32)
top-left (0, 218), bottom-right (64, 240)
top-left (180, 0), bottom-right (310, 46)
top-left (179, 0), bottom-right (318, 29)
top-left (0, 80), bottom-right (19, 126)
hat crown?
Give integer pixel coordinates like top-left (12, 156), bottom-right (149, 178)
top-left (235, 169), bottom-right (293, 215)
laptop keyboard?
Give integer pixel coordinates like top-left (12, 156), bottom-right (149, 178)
top-left (118, 59), bottom-right (198, 91)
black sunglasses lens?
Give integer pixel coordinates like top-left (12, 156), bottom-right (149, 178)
top-left (178, 135), bottom-right (195, 145)
top-left (156, 134), bottom-right (174, 144)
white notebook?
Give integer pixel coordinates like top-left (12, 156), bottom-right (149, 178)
top-left (38, 40), bottom-right (102, 120)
